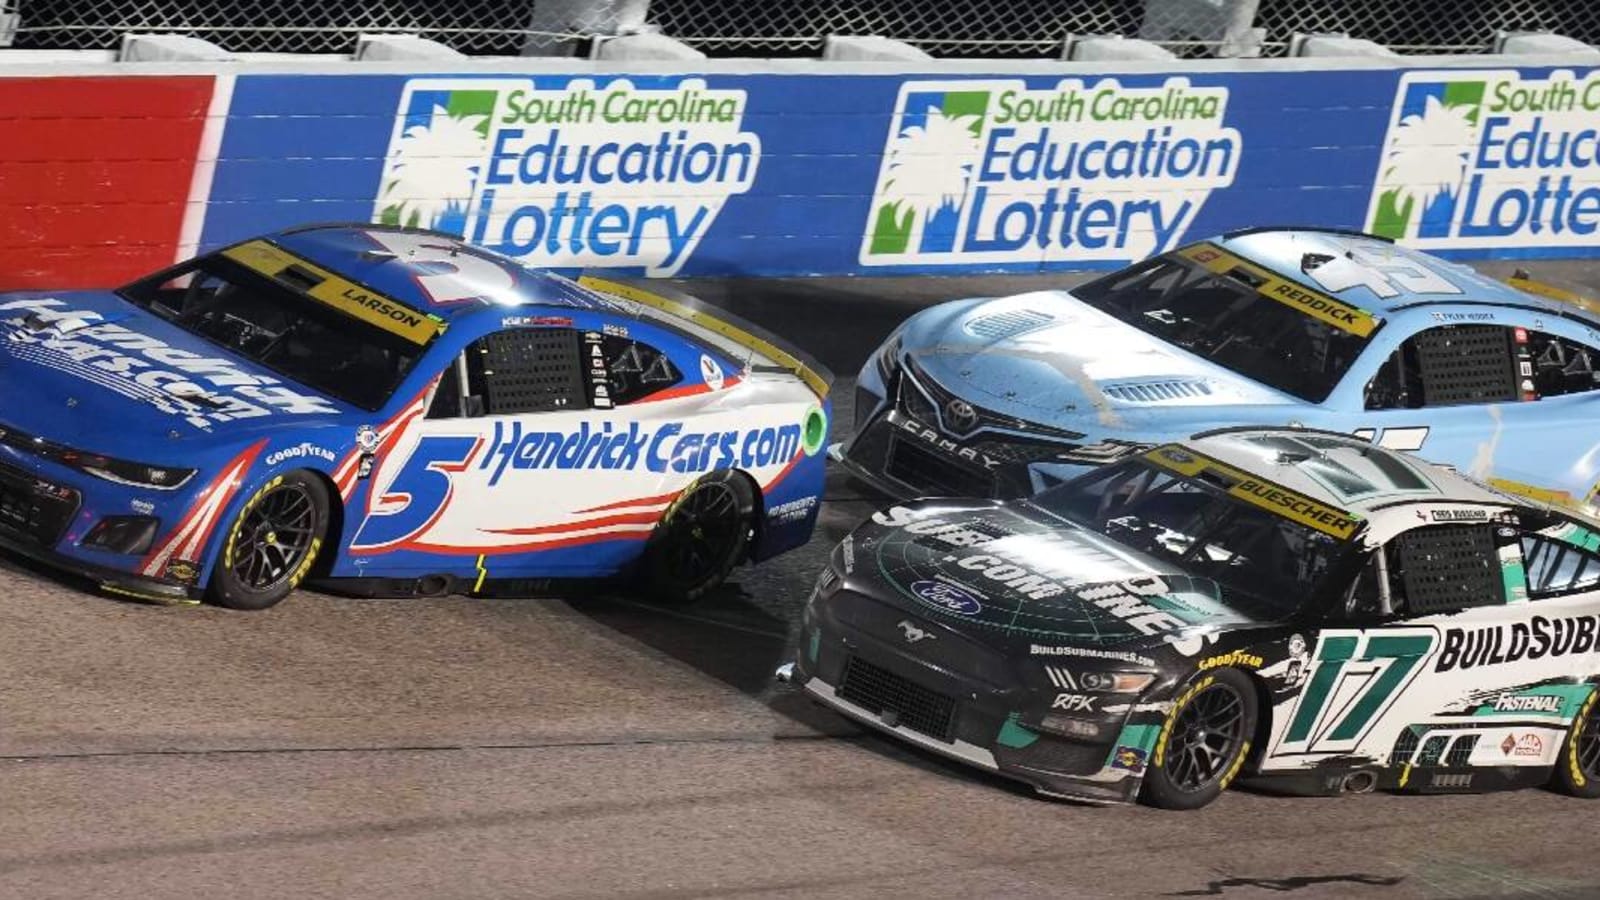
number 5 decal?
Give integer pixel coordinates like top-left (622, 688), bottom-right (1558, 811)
top-left (1276, 630), bottom-right (1437, 755)
top-left (352, 434), bottom-right (481, 552)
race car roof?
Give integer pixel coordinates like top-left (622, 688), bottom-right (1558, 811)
top-left (1168, 427), bottom-right (1511, 521)
top-left (1208, 228), bottom-right (1582, 319)
top-left (258, 224), bottom-right (621, 320)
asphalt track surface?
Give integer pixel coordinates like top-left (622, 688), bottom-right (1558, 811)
top-left (5, 262), bottom-right (1600, 900)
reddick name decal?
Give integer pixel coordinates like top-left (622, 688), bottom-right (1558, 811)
top-left (1436, 613), bottom-right (1600, 671)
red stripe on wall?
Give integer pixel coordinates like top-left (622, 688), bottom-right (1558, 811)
top-left (0, 76), bottom-right (213, 290)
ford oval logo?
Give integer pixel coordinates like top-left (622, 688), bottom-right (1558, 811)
top-left (910, 579), bottom-right (982, 615)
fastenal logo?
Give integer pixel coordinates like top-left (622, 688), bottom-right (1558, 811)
top-left (1366, 69), bottom-right (1600, 249)
top-left (374, 77), bottom-right (761, 276)
top-left (860, 77), bottom-right (1242, 266)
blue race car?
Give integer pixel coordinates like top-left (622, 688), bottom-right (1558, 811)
top-left (0, 224), bottom-right (830, 608)
top-left (841, 226), bottom-right (1600, 511)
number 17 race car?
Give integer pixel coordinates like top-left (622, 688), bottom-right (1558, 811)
top-left (0, 224), bottom-right (831, 608)
top-left (785, 427), bottom-right (1600, 809)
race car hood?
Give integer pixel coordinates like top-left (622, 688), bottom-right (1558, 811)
top-left (0, 290), bottom-right (351, 454)
top-left (843, 499), bottom-right (1262, 651)
top-left (900, 291), bottom-right (1298, 434)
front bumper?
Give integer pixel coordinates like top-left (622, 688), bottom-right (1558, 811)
top-left (839, 364), bottom-right (1136, 501)
top-left (791, 595), bottom-right (1148, 805)
top-left (0, 519), bottom-right (200, 604)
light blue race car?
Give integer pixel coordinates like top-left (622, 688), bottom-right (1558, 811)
top-left (839, 226), bottom-right (1600, 512)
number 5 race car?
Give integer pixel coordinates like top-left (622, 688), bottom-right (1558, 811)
top-left (0, 224), bottom-right (831, 608)
top-left (785, 427), bottom-right (1600, 809)
top-left (841, 226), bottom-right (1600, 513)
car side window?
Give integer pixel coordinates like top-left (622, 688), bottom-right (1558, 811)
top-left (601, 334), bottom-right (683, 405)
top-left (1524, 328), bottom-right (1600, 398)
top-left (1366, 324), bottom-right (1519, 410)
top-left (1342, 523), bottom-right (1508, 619)
top-left (427, 328), bottom-right (590, 419)
top-left (1520, 529), bottom-right (1600, 599)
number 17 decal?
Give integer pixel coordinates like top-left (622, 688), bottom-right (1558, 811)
top-left (1274, 629), bottom-right (1437, 756)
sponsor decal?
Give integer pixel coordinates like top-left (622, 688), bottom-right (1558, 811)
top-left (1144, 445), bottom-right (1362, 539)
top-left (1492, 693), bottom-right (1565, 714)
top-left (1052, 693), bottom-right (1096, 712)
top-left (222, 241), bottom-right (443, 345)
top-left (841, 533), bottom-right (856, 574)
top-left (355, 425), bottom-right (381, 454)
top-left (871, 505), bottom-right (925, 527)
top-left (163, 558), bottom-right (200, 584)
top-left (375, 77), bottom-right (760, 276)
top-left (130, 499), bottom-right (156, 516)
top-left (1435, 614), bottom-right (1600, 672)
top-left (479, 418), bottom-right (801, 486)
top-left (1179, 243), bottom-right (1380, 338)
top-left (910, 578), bottom-right (983, 615)
top-left (265, 442), bottom-right (339, 467)
top-left (897, 619), bottom-right (935, 643)
top-left (1198, 648), bottom-right (1264, 671)
top-left (1110, 745), bottom-right (1148, 773)
top-left (1029, 644), bottom-right (1156, 667)
top-left (1431, 773), bottom-right (1473, 788)
top-left (1501, 732), bottom-right (1544, 758)
top-left (767, 495), bottom-right (818, 525)
top-left (860, 77), bottom-right (1241, 266)
top-left (1433, 311), bottom-right (1496, 322)
top-left (699, 354), bottom-right (725, 391)
top-left (0, 298), bottom-right (341, 430)
top-left (602, 322), bottom-right (629, 338)
top-left (1368, 70), bottom-right (1600, 250)
top-left (1073, 576), bottom-right (1188, 635)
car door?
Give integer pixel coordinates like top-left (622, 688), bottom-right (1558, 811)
top-left (1260, 517), bottom-right (1556, 786)
top-left (348, 322), bottom-right (693, 576)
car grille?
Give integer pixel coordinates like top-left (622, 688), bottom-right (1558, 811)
top-left (0, 462), bottom-right (78, 546)
top-left (887, 437), bottom-right (994, 498)
top-left (900, 358), bottom-right (1084, 442)
top-left (968, 438), bottom-right (1076, 466)
top-left (1001, 736), bottom-right (1109, 776)
top-left (838, 656), bottom-right (957, 743)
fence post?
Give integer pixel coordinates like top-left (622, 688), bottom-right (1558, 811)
top-left (522, 0), bottom-right (651, 56)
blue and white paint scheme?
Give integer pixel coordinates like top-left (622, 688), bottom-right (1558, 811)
top-left (0, 224), bottom-right (830, 604)
top-left (841, 226), bottom-right (1600, 511)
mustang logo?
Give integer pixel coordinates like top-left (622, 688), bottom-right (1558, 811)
top-left (898, 619), bottom-right (935, 643)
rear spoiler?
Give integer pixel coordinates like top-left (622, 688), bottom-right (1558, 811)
top-left (1503, 268), bottom-right (1600, 317)
top-left (577, 274), bottom-right (833, 399)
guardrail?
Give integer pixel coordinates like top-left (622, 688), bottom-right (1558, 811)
top-left (2, 53), bottom-right (1599, 289)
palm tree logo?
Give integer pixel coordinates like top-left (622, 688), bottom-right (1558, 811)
top-left (378, 105), bottom-right (492, 231)
top-left (1370, 89), bottom-right (1481, 240)
top-left (867, 105), bottom-right (984, 256)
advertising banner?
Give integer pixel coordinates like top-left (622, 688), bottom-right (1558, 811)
top-left (0, 76), bottom-right (214, 289)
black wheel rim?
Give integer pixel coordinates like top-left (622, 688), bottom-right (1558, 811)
top-left (1166, 682), bottom-right (1247, 792)
top-left (1580, 703), bottom-right (1600, 779)
top-left (228, 483), bottom-right (318, 591)
top-left (661, 482), bottom-right (743, 586)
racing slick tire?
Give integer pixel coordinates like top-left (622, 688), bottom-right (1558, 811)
top-left (643, 470), bottom-right (755, 604)
top-left (1141, 667), bottom-right (1259, 811)
top-left (206, 470), bottom-right (331, 611)
top-left (1550, 690), bottom-right (1600, 798)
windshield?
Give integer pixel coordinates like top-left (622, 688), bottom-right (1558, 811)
top-left (120, 253), bottom-right (432, 411)
top-left (1030, 459), bottom-right (1353, 617)
top-left (1072, 251), bottom-right (1376, 402)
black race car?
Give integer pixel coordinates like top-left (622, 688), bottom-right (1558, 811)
top-left (782, 427), bottom-right (1600, 809)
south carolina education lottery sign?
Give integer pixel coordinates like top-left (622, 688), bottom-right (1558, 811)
top-left (1367, 69), bottom-right (1600, 251)
top-left (860, 77), bottom-right (1242, 267)
top-left (374, 77), bottom-right (760, 276)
